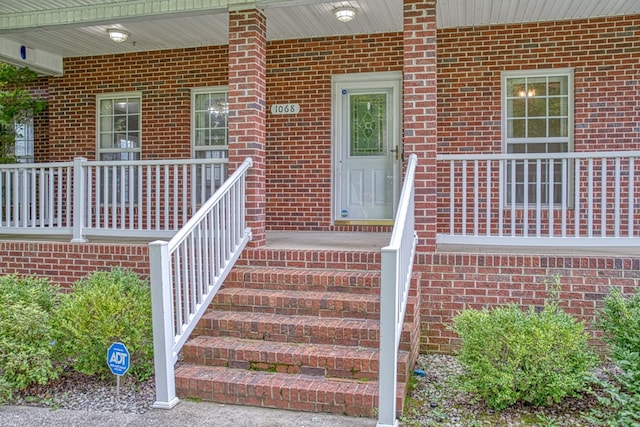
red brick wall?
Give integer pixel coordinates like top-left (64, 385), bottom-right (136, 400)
top-left (0, 241), bottom-right (149, 289)
top-left (436, 15), bottom-right (640, 235)
top-left (418, 252), bottom-right (640, 354)
top-left (266, 33), bottom-right (403, 230)
top-left (437, 15), bottom-right (640, 155)
top-left (44, 46), bottom-right (228, 162)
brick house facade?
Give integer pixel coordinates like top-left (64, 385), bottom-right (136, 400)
top-left (2, 7), bottom-right (639, 353)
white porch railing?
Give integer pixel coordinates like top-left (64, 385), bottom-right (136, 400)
top-left (0, 157), bottom-right (228, 241)
top-left (149, 157), bottom-right (252, 409)
top-left (0, 161), bottom-right (73, 235)
top-left (437, 151), bottom-right (640, 247)
top-left (378, 154), bottom-right (418, 427)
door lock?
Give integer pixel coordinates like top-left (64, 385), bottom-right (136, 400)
top-left (390, 144), bottom-right (400, 161)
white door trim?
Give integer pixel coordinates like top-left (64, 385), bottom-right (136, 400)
top-left (331, 71), bottom-right (402, 225)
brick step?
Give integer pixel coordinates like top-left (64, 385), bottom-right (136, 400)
top-left (225, 267), bottom-right (381, 295)
top-left (212, 287), bottom-right (419, 323)
top-left (211, 288), bottom-right (381, 319)
top-left (182, 335), bottom-right (411, 382)
top-left (175, 364), bottom-right (406, 418)
top-left (194, 310), bottom-right (417, 351)
top-left (238, 247), bottom-right (382, 271)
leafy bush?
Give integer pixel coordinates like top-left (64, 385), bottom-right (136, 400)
top-left (452, 283), bottom-right (597, 410)
top-left (0, 275), bottom-right (60, 401)
top-left (53, 269), bottom-right (153, 381)
top-left (587, 289), bottom-right (640, 426)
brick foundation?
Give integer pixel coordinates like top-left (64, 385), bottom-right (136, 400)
top-left (0, 241), bottom-right (149, 289)
top-left (418, 252), bottom-right (640, 353)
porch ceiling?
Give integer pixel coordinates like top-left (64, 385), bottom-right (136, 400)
top-left (0, 0), bottom-right (638, 73)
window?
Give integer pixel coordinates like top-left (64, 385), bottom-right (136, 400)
top-left (14, 112), bottom-right (34, 163)
top-left (192, 88), bottom-right (229, 202)
top-left (97, 93), bottom-right (141, 202)
top-left (502, 69), bottom-right (573, 205)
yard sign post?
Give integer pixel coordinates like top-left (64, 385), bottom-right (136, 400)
top-left (107, 341), bottom-right (130, 400)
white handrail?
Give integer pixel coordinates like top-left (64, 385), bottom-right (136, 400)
top-left (377, 154), bottom-right (418, 427)
top-left (149, 157), bottom-right (253, 409)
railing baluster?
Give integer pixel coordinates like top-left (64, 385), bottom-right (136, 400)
top-left (498, 160), bottom-right (504, 237)
top-left (510, 159), bottom-right (516, 236)
top-left (614, 157), bottom-right (621, 237)
top-left (462, 160), bottom-right (467, 236)
top-left (486, 160), bottom-right (491, 236)
top-left (574, 158), bottom-right (581, 238)
top-left (548, 159), bottom-right (554, 237)
top-left (449, 160), bottom-right (454, 235)
top-left (473, 160), bottom-right (479, 236)
top-left (601, 159), bottom-right (607, 237)
top-left (588, 158), bottom-right (594, 238)
top-left (629, 158), bottom-right (635, 237)
top-left (534, 159), bottom-right (540, 237)
top-left (523, 159), bottom-right (529, 237)
top-left (561, 158), bottom-right (567, 238)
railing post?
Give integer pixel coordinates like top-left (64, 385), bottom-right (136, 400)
top-left (378, 247), bottom-right (399, 427)
top-left (150, 240), bottom-right (180, 409)
top-left (71, 157), bottom-right (87, 243)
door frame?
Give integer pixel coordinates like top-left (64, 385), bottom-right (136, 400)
top-left (331, 71), bottom-right (402, 226)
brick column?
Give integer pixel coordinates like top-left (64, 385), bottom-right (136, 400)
top-left (227, 8), bottom-right (267, 247)
top-left (403, 0), bottom-right (438, 253)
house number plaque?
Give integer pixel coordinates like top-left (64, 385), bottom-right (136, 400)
top-left (270, 104), bottom-right (300, 114)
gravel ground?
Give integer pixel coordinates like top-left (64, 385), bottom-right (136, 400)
top-left (401, 354), bottom-right (609, 427)
top-left (7, 355), bottom-right (611, 426)
top-left (10, 371), bottom-right (156, 414)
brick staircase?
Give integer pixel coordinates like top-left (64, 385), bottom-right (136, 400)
top-left (175, 246), bottom-right (421, 418)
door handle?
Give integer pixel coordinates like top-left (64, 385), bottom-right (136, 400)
top-left (390, 144), bottom-right (400, 161)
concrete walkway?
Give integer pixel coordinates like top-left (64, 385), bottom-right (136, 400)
top-left (0, 401), bottom-right (378, 427)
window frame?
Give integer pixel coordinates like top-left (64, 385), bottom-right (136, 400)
top-left (95, 92), bottom-right (142, 205)
top-left (191, 87), bottom-right (229, 203)
top-left (13, 110), bottom-right (34, 163)
top-left (501, 68), bottom-right (574, 207)
top-left (96, 92), bottom-right (142, 161)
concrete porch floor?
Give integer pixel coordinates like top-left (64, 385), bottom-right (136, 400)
top-left (264, 231), bottom-right (391, 251)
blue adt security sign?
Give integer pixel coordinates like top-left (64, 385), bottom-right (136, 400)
top-left (107, 342), bottom-right (130, 376)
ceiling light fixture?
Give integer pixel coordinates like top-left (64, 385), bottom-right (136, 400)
top-left (334, 6), bottom-right (356, 23)
top-left (107, 28), bottom-right (130, 43)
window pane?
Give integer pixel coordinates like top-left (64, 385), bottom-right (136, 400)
top-left (528, 77), bottom-right (547, 97)
top-left (507, 98), bottom-right (526, 117)
top-left (527, 98), bottom-right (547, 117)
top-left (100, 133), bottom-right (116, 149)
top-left (548, 118), bottom-right (568, 137)
top-left (100, 99), bottom-right (113, 115)
top-left (507, 78), bottom-right (526, 97)
top-left (548, 97), bottom-right (562, 116)
top-left (350, 93), bottom-right (386, 157)
top-left (508, 119), bottom-right (526, 138)
top-left (548, 76), bottom-right (568, 96)
top-left (527, 119), bottom-right (547, 137)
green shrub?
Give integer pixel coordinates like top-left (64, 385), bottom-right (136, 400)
top-left (452, 285), bottom-right (597, 410)
top-left (587, 289), bottom-right (640, 426)
top-left (0, 275), bottom-right (60, 401)
top-left (53, 269), bottom-right (153, 381)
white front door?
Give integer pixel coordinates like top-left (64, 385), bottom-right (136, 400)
top-left (333, 73), bottom-right (401, 223)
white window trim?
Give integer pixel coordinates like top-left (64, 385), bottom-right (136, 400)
top-left (501, 68), bottom-right (574, 152)
top-left (96, 92), bottom-right (142, 159)
top-left (500, 68), bottom-right (575, 208)
top-left (191, 86), bottom-right (229, 158)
